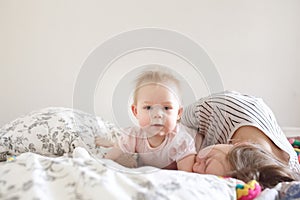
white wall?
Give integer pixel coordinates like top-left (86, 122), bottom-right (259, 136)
top-left (1, 0), bottom-right (300, 128)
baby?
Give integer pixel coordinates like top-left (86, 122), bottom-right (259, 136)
top-left (96, 68), bottom-right (197, 172)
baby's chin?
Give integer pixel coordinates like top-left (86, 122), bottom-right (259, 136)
top-left (142, 125), bottom-right (163, 135)
top-left (142, 125), bottom-right (173, 137)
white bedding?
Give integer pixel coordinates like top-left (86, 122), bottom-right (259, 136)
top-left (0, 152), bottom-right (237, 200)
top-left (1, 107), bottom-right (300, 200)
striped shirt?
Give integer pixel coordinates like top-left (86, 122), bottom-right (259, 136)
top-left (181, 91), bottom-right (300, 172)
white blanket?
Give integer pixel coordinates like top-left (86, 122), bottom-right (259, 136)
top-left (0, 152), bottom-right (238, 200)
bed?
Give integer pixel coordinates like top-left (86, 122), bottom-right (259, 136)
top-left (0, 107), bottom-right (300, 200)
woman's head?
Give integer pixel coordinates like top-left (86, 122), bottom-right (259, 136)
top-left (193, 144), bottom-right (232, 176)
top-left (131, 69), bottom-right (183, 135)
top-left (193, 143), bottom-right (297, 188)
top-left (227, 143), bottom-right (296, 188)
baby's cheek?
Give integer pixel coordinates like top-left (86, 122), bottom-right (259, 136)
top-left (138, 117), bottom-right (150, 127)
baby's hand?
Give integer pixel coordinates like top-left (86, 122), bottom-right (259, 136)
top-left (115, 153), bottom-right (138, 168)
top-left (95, 136), bottom-right (114, 148)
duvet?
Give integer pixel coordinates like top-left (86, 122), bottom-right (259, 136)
top-left (0, 107), bottom-right (300, 200)
top-left (0, 152), bottom-right (238, 199)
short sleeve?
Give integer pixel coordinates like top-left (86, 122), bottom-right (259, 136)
top-left (181, 102), bottom-right (200, 130)
top-left (169, 125), bottom-right (197, 162)
top-left (117, 127), bottom-right (137, 153)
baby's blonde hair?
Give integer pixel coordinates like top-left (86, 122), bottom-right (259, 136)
top-left (132, 68), bottom-right (182, 105)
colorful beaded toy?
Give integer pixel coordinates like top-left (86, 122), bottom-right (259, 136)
top-left (236, 180), bottom-right (261, 200)
top-left (222, 177), bottom-right (261, 199)
top-left (288, 138), bottom-right (300, 163)
top-left (6, 155), bottom-right (17, 162)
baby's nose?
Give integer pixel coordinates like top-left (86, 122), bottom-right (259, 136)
top-left (153, 109), bottom-right (164, 118)
top-left (150, 105), bottom-right (165, 118)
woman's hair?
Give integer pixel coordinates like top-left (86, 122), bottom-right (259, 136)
top-left (132, 67), bottom-right (182, 105)
top-left (227, 143), bottom-right (298, 189)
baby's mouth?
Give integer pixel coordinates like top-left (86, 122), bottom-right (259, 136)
top-left (151, 124), bottom-right (164, 127)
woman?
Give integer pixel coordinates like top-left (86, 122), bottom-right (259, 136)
top-left (181, 91), bottom-right (300, 188)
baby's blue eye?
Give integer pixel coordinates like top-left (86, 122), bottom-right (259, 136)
top-left (165, 106), bottom-right (173, 110)
top-left (144, 106), bottom-right (151, 110)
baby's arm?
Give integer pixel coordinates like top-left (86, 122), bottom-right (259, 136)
top-left (95, 136), bottom-right (123, 159)
top-left (95, 136), bottom-right (115, 148)
top-left (177, 154), bottom-right (195, 172)
top-left (105, 146), bottom-right (138, 168)
top-left (95, 136), bottom-right (123, 160)
top-left (95, 131), bottom-right (137, 168)
top-left (174, 124), bottom-right (202, 172)
top-left (95, 134), bottom-right (138, 168)
top-left (104, 145), bottom-right (123, 160)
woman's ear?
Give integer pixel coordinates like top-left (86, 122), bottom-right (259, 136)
top-left (177, 107), bottom-right (183, 120)
top-left (131, 104), bottom-right (138, 117)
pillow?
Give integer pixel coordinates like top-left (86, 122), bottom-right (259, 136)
top-left (0, 107), bottom-right (121, 158)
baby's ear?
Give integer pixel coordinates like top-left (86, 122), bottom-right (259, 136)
top-left (177, 107), bottom-right (183, 120)
top-left (131, 104), bottom-right (138, 117)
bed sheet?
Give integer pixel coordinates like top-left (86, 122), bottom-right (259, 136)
top-left (1, 107), bottom-right (300, 200)
top-left (0, 152), bottom-right (238, 200)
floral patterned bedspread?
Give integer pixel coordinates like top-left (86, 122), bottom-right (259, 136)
top-left (0, 152), bottom-right (238, 200)
top-left (1, 107), bottom-right (300, 200)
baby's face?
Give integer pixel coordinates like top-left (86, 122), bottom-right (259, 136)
top-left (132, 84), bottom-right (182, 136)
top-left (193, 144), bottom-right (233, 176)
